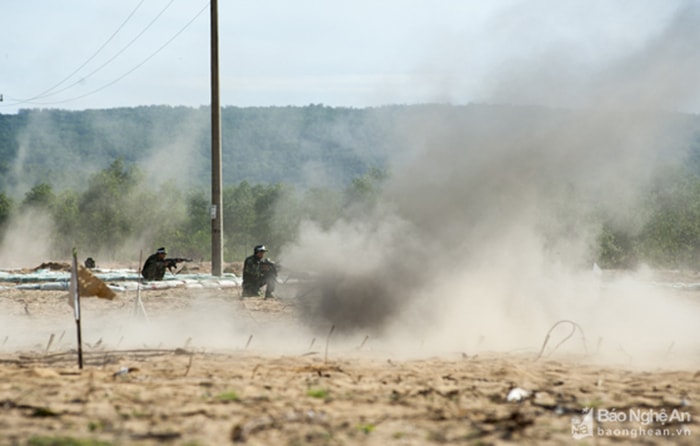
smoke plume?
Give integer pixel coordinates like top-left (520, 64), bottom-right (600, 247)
top-left (280, 1), bottom-right (700, 365)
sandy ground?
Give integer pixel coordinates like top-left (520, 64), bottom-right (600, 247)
top-left (0, 282), bottom-right (699, 445)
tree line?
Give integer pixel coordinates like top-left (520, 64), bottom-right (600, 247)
top-left (4, 157), bottom-right (700, 268)
top-left (3, 104), bottom-right (700, 269)
top-left (0, 159), bottom-right (386, 264)
top-left (3, 156), bottom-right (700, 269)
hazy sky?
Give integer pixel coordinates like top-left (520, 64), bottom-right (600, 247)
top-left (2, 1), bottom-right (696, 114)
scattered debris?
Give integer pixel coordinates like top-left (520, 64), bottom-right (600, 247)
top-left (506, 387), bottom-right (532, 402)
top-left (535, 319), bottom-right (588, 360)
top-left (113, 366), bottom-right (139, 378)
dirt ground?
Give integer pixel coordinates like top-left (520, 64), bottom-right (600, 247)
top-left (0, 281), bottom-right (699, 445)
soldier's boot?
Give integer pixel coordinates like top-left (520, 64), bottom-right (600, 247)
top-left (241, 286), bottom-right (261, 298)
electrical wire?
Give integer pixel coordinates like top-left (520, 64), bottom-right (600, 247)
top-left (3, 0), bottom-right (209, 108)
top-left (8, 0), bottom-right (147, 104)
top-left (16, 2), bottom-right (210, 106)
top-left (29, 0), bottom-right (178, 102)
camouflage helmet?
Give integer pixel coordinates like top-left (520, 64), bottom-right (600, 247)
top-left (254, 244), bottom-right (267, 253)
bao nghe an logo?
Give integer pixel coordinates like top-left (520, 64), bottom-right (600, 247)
top-left (571, 407), bottom-right (693, 440)
top-left (571, 408), bottom-right (594, 439)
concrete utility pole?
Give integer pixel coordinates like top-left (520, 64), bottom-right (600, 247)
top-left (210, 0), bottom-right (224, 276)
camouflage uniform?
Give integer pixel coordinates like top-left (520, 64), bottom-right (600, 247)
top-left (141, 247), bottom-right (186, 281)
top-left (241, 246), bottom-right (277, 298)
top-left (142, 248), bottom-right (168, 281)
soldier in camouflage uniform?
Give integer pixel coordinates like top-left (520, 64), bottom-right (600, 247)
top-left (142, 247), bottom-right (169, 281)
top-left (241, 245), bottom-right (277, 298)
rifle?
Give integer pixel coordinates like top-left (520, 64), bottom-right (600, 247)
top-left (260, 258), bottom-right (279, 278)
top-left (164, 257), bottom-right (192, 273)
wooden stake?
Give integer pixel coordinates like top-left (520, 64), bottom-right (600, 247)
top-left (70, 249), bottom-right (83, 370)
top-left (133, 250), bottom-right (150, 322)
top-left (324, 325), bottom-right (335, 363)
top-left (44, 333), bottom-right (55, 355)
top-left (357, 335), bottom-right (369, 350)
top-left (184, 354), bottom-right (194, 377)
top-left (245, 334), bottom-right (253, 350)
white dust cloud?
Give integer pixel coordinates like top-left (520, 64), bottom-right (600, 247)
top-left (7, 111), bottom-right (103, 198)
top-left (0, 209), bottom-right (54, 269)
top-left (0, 107), bottom-right (209, 265)
top-left (0, 293), bottom-right (315, 358)
top-left (138, 108), bottom-right (209, 191)
top-left (279, 2), bottom-right (700, 366)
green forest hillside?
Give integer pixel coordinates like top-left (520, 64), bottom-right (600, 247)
top-left (0, 105), bottom-right (405, 195)
top-left (2, 104), bottom-right (700, 268)
top-left (3, 104), bottom-right (700, 196)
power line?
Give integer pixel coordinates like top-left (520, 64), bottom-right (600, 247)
top-left (8, 0), bottom-right (177, 104)
top-left (28, 0), bottom-right (178, 102)
top-left (11, 2), bottom-right (210, 107)
top-left (8, 0), bottom-right (147, 104)
top-left (0, 0), bottom-right (209, 107)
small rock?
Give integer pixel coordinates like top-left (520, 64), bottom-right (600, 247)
top-left (507, 387), bottom-right (532, 402)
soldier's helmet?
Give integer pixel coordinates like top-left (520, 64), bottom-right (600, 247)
top-left (254, 245), bottom-right (267, 253)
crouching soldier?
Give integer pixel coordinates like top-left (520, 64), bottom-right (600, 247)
top-left (241, 245), bottom-right (277, 298)
top-left (141, 247), bottom-right (190, 281)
